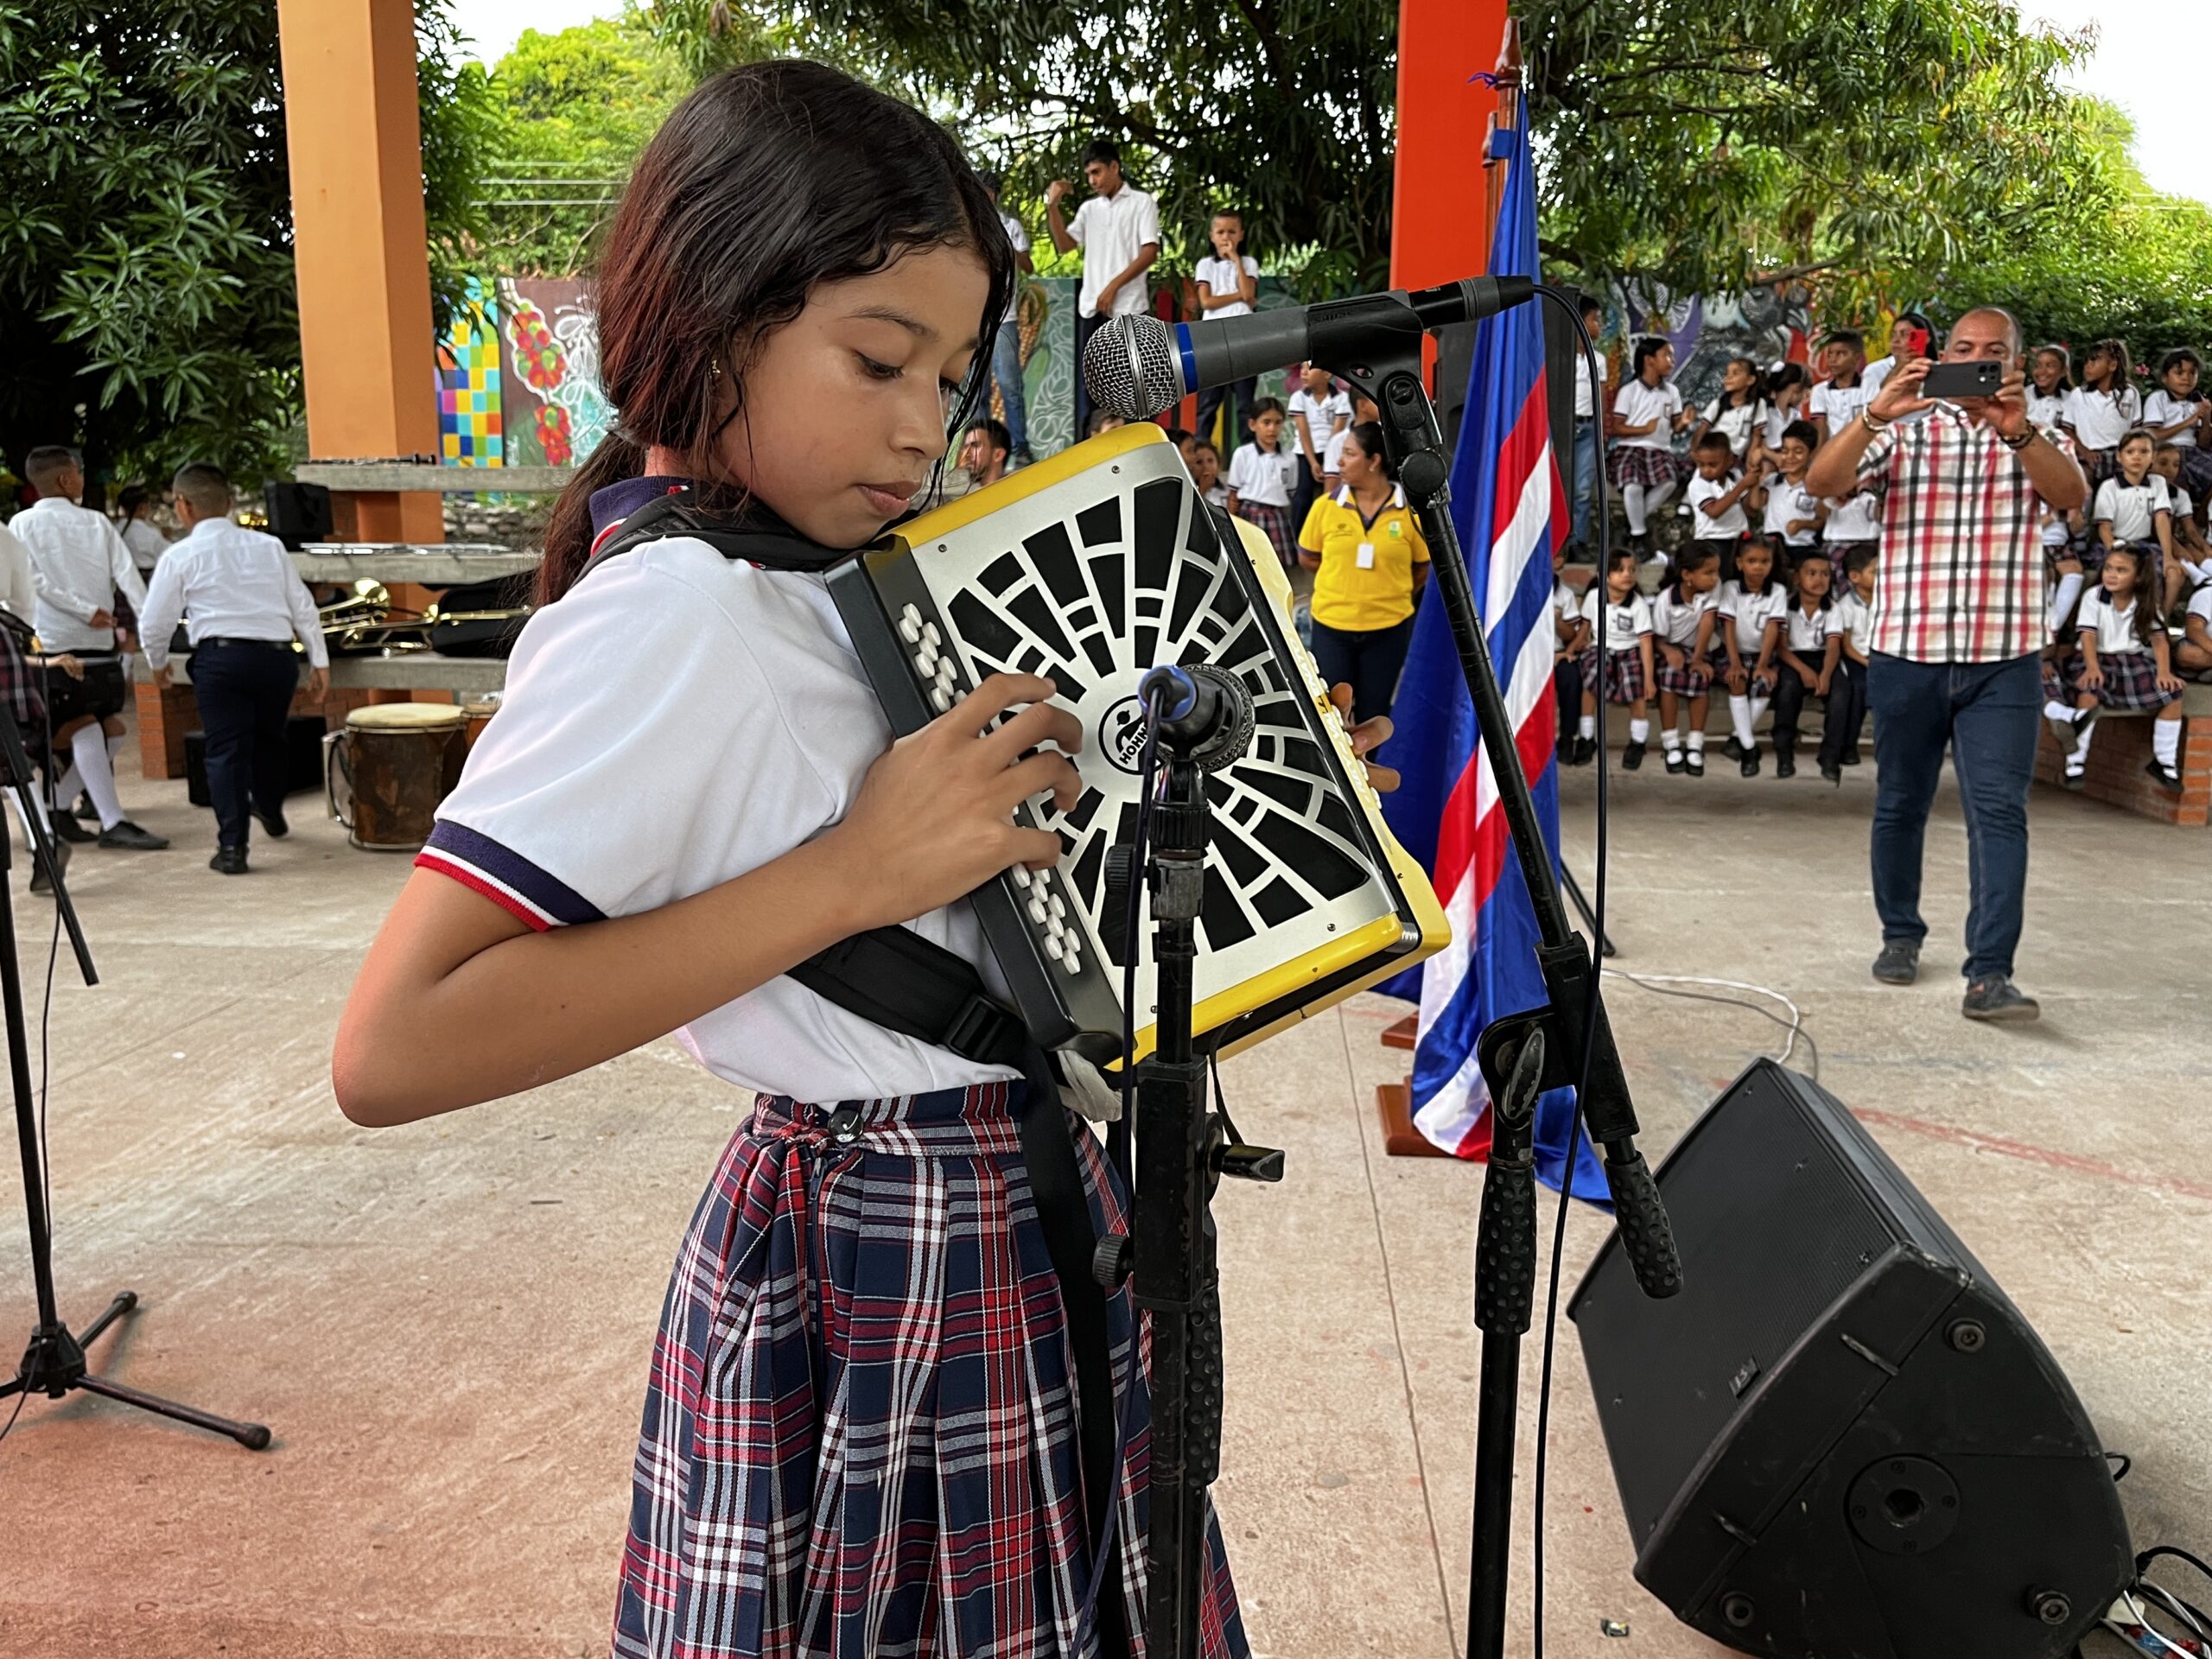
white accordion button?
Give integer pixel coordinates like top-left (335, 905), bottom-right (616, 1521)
top-left (917, 645), bottom-right (938, 676)
top-left (1062, 946), bottom-right (1081, 976)
top-left (899, 605), bottom-right (923, 644)
top-left (930, 686), bottom-right (952, 713)
top-left (922, 621), bottom-right (942, 650)
top-left (1048, 894), bottom-right (1065, 920)
top-left (1027, 897), bottom-right (1049, 925)
top-left (1011, 866), bottom-right (1032, 889)
top-left (1044, 933), bottom-right (1065, 962)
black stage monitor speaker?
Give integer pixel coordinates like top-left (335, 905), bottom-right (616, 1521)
top-left (1570, 1058), bottom-right (2131, 1658)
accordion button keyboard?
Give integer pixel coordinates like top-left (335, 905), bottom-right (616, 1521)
top-left (1048, 894), bottom-right (1065, 920)
top-left (1062, 946), bottom-right (1080, 976)
top-left (1045, 932), bottom-right (1065, 962)
top-left (921, 621), bottom-right (942, 650)
top-left (899, 605), bottom-right (924, 645)
top-left (917, 644), bottom-right (938, 675)
top-left (1027, 896), bottom-right (1049, 925)
top-left (930, 686), bottom-right (952, 713)
top-left (1012, 866), bottom-right (1032, 889)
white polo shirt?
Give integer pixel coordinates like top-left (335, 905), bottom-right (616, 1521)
top-left (10, 496), bottom-right (148, 652)
top-left (1686, 472), bottom-right (1750, 538)
top-left (2075, 586), bottom-right (2152, 655)
top-left (122, 518), bottom-right (169, 573)
top-left (995, 205), bottom-right (1030, 261)
top-left (2063, 385), bottom-right (2142, 451)
top-left (136, 516), bottom-right (330, 672)
top-left (1068, 183), bottom-right (1161, 319)
top-left (1581, 587), bottom-right (1654, 652)
top-left (1226, 440), bottom-right (1298, 508)
top-left (0, 523), bottom-right (34, 621)
top-left (1823, 490), bottom-right (1883, 543)
top-left (1288, 386), bottom-right (1352, 467)
top-left (1762, 474), bottom-right (1819, 545)
top-left (1700, 397), bottom-right (1766, 457)
top-left (1781, 601), bottom-right (1834, 655)
top-left (1649, 584), bottom-right (1715, 646)
top-left (2026, 388), bottom-right (2068, 429)
top-left (2144, 389), bottom-right (2202, 449)
top-left (1809, 376), bottom-right (1871, 435)
top-left (2093, 474), bottom-right (2172, 543)
top-left (2188, 580), bottom-right (2212, 629)
top-left (1611, 379), bottom-right (1681, 449)
top-left (419, 537), bottom-right (1024, 1103)
top-left (1573, 352), bottom-right (1596, 418)
top-left (1716, 577), bottom-right (1788, 654)
top-left (1193, 253), bottom-right (1259, 320)
top-left (1833, 590), bottom-right (1874, 658)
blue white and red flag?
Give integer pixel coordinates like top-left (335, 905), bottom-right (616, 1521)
top-left (1376, 117), bottom-right (1607, 1196)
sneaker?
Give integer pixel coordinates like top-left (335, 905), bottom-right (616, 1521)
top-left (98, 819), bottom-right (170, 851)
top-left (1775, 749), bottom-right (1796, 779)
top-left (49, 812), bottom-right (94, 844)
top-left (1621, 739), bottom-right (1646, 771)
top-left (209, 846), bottom-right (250, 876)
top-left (1664, 747), bottom-right (1686, 774)
top-left (1684, 749), bottom-right (1705, 777)
top-left (2063, 762), bottom-right (2088, 791)
top-left (2145, 758), bottom-right (2184, 794)
top-left (1962, 973), bottom-right (2039, 1022)
top-left (257, 805), bottom-right (289, 839)
top-left (1872, 939), bottom-right (1921, 985)
top-left (1741, 746), bottom-right (1761, 777)
top-left (29, 836), bottom-right (68, 896)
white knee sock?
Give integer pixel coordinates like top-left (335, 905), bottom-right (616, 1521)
top-left (1688, 728), bottom-right (1706, 753)
top-left (2047, 571), bottom-right (2083, 632)
top-left (1629, 717), bottom-right (1650, 745)
top-left (48, 763), bottom-right (79, 811)
top-left (1645, 477), bottom-right (1680, 518)
top-left (2070, 721), bottom-right (2096, 762)
top-left (73, 726), bottom-right (124, 830)
top-left (1622, 483), bottom-right (1649, 536)
top-left (8, 791), bottom-right (49, 843)
top-left (1661, 726), bottom-right (1681, 753)
top-left (1579, 714), bottom-right (1595, 740)
top-left (2154, 719), bottom-right (2181, 766)
top-left (2043, 698), bottom-right (2075, 722)
top-left (1750, 694), bottom-right (1770, 735)
top-left (1729, 694), bottom-right (1756, 747)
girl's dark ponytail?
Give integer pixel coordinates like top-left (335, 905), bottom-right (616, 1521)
top-left (538, 429), bottom-right (646, 606)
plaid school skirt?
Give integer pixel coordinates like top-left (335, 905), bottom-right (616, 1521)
top-left (613, 1083), bottom-right (1249, 1659)
top-left (1653, 642), bottom-right (1712, 698)
top-left (1607, 444), bottom-right (1681, 491)
top-left (1234, 502), bottom-right (1295, 570)
top-left (1577, 643), bottom-right (1646, 703)
top-left (2057, 646), bottom-right (2182, 712)
top-left (2178, 446), bottom-right (2212, 502)
top-left (1706, 639), bottom-right (1775, 696)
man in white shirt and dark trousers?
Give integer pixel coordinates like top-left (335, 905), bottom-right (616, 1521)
top-left (12, 445), bottom-right (168, 851)
top-left (1045, 140), bottom-right (1160, 441)
top-left (976, 173), bottom-right (1035, 466)
top-left (137, 463), bottom-right (329, 874)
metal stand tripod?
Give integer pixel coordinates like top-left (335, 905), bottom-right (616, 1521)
top-left (0, 705), bottom-right (270, 1449)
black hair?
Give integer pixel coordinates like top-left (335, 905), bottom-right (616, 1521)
top-left (1734, 536), bottom-right (1778, 596)
top-left (1631, 336), bottom-right (1672, 380)
top-left (1605, 543), bottom-right (1639, 576)
top-left (1343, 419), bottom-right (1394, 480)
top-left (1191, 439), bottom-right (1220, 460)
top-left (2115, 426), bottom-right (2158, 467)
top-left (2084, 338), bottom-right (2132, 392)
top-left (1692, 429), bottom-right (1735, 457)
top-left (1163, 425), bottom-right (1193, 447)
top-left (976, 168), bottom-right (1002, 193)
top-left (1080, 138), bottom-right (1122, 168)
top-left (1791, 547), bottom-right (1835, 610)
top-left (1719, 356), bottom-right (1766, 408)
top-left (1245, 395), bottom-right (1287, 443)
top-left (171, 461), bottom-right (231, 513)
top-left (1844, 544), bottom-right (1879, 578)
top-left (1891, 311), bottom-right (1936, 356)
top-left (964, 416), bottom-right (1011, 455)
top-left (117, 484), bottom-right (152, 518)
top-left (1822, 328), bottom-right (1865, 353)
top-left (1780, 417), bottom-right (1821, 453)
top-left (2159, 348), bottom-right (2202, 378)
top-left (1580, 295), bottom-right (1604, 321)
top-left (2032, 344), bottom-right (2073, 390)
top-left (2097, 543), bottom-right (2163, 645)
top-left (1667, 542), bottom-right (1719, 602)
top-left (1085, 409), bottom-right (1123, 437)
top-left (540, 60), bottom-right (1015, 602)
top-left (1768, 362), bottom-right (1808, 396)
top-left (22, 445), bottom-right (76, 492)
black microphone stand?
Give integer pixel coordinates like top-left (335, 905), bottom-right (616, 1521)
top-left (0, 702), bottom-right (270, 1448)
top-left (1304, 296), bottom-right (1682, 1659)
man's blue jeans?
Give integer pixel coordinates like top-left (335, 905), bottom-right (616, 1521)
top-left (991, 315), bottom-right (1027, 454)
top-left (1866, 651), bottom-right (2042, 981)
top-left (1570, 415), bottom-right (1599, 548)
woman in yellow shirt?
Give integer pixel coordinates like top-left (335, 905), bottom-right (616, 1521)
top-left (1295, 421), bottom-right (1431, 721)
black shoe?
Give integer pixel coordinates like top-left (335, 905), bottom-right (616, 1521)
top-left (1962, 973), bottom-right (2039, 1022)
top-left (1741, 746), bottom-right (1761, 777)
top-left (1821, 761), bottom-right (1843, 785)
top-left (1010, 445), bottom-right (1036, 467)
top-left (1569, 736), bottom-right (1596, 767)
top-left (2063, 763), bottom-right (2088, 791)
top-left (1776, 749), bottom-right (1796, 779)
top-left (1842, 745), bottom-right (1863, 766)
top-left (257, 805), bottom-right (289, 839)
top-left (1872, 939), bottom-right (1921, 985)
top-left (1684, 749), bottom-right (1705, 777)
top-left (1620, 739), bottom-right (1646, 771)
top-left (1664, 747), bottom-right (1686, 774)
top-left (209, 846), bottom-right (250, 876)
top-left (99, 819), bottom-right (170, 851)
top-left (2146, 758), bottom-right (2184, 793)
top-left (73, 793), bottom-right (98, 823)
top-left (49, 812), bottom-right (94, 843)
top-left (1724, 734), bottom-right (1745, 761)
top-left (29, 836), bottom-right (67, 895)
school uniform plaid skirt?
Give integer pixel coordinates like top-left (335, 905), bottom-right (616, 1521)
top-left (612, 1081), bottom-right (1249, 1659)
top-left (2057, 646), bottom-right (2182, 712)
top-left (1576, 643), bottom-right (1646, 703)
top-left (1705, 639), bottom-right (1775, 696)
top-left (1607, 443), bottom-right (1681, 490)
top-left (1234, 502), bottom-right (1295, 571)
top-left (1652, 647), bottom-right (1711, 698)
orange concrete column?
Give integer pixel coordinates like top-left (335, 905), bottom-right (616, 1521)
top-left (276, 0), bottom-right (443, 545)
top-left (1389, 0), bottom-right (1510, 389)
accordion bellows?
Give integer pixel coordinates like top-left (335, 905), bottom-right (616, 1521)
top-left (828, 422), bottom-right (1448, 1071)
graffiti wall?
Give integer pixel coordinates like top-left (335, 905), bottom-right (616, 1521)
top-left (1611, 281), bottom-right (1816, 419)
top-left (435, 278), bottom-right (504, 467)
top-left (497, 278), bottom-right (615, 467)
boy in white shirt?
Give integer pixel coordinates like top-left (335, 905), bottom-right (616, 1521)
top-left (1045, 138), bottom-right (1160, 437)
top-left (1287, 362), bottom-right (1351, 531)
top-left (1808, 330), bottom-right (1871, 441)
top-left (1192, 209), bottom-right (1261, 452)
top-left (1683, 431), bottom-right (1758, 578)
top-left (1820, 547), bottom-right (1878, 781)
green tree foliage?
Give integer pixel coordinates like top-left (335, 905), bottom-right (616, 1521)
top-left (474, 17), bottom-right (690, 277)
top-left (1520, 0), bottom-right (2118, 315)
top-left (0, 0), bottom-right (496, 491)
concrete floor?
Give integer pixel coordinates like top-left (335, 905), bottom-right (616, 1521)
top-left (1, 724), bottom-right (2207, 1659)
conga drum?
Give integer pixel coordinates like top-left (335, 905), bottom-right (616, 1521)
top-left (327, 703), bottom-right (468, 851)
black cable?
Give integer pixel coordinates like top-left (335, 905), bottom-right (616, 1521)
top-left (2108, 1451), bottom-right (2132, 1483)
top-left (1528, 285), bottom-right (1615, 1659)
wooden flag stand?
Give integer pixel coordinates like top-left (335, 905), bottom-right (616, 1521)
top-left (1374, 20), bottom-right (1522, 1162)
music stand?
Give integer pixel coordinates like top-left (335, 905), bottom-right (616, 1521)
top-left (0, 700), bottom-right (270, 1448)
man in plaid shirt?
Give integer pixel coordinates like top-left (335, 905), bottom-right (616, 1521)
top-left (1806, 306), bottom-right (2088, 1022)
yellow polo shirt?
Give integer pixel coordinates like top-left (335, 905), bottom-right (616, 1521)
top-left (1297, 484), bottom-right (1430, 632)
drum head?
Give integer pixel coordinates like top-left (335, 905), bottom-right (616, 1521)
top-left (346, 702), bottom-right (467, 733)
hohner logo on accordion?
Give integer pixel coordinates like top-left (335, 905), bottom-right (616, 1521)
top-left (828, 422), bottom-right (1447, 1070)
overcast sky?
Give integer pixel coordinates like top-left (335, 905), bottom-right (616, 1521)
top-left (448, 1), bottom-right (2209, 207)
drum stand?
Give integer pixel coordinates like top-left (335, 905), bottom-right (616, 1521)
top-left (1306, 296), bottom-right (1681, 1659)
top-left (0, 708), bottom-right (270, 1449)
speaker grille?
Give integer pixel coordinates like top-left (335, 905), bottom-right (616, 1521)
top-left (1571, 1064), bottom-right (1905, 1542)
